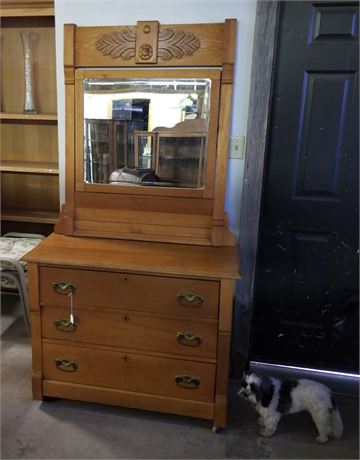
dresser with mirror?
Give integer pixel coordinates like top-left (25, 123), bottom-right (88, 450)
top-left (25, 19), bottom-right (240, 431)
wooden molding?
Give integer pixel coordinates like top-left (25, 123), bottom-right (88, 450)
top-left (64, 24), bottom-right (75, 84)
top-left (0, 0), bottom-right (54, 16)
top-left (223, 19), bottom-right (237, 65)
top-left (221, 64), bottom-right (234, 84)
top-left (54, 204), bottom-right (74, 235)
top-left (0, 0), bottom-right (52, 6)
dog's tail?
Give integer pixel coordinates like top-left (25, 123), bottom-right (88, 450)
top-left (330, 396), bottom-right (343, 439)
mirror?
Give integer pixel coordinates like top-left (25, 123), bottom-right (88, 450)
top-left (83, 78), bottom-right (211, 188)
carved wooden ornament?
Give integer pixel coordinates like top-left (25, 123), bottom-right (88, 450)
top-left (158, 29), bottom-right (200, 59)
top-left (96, 26), bottom-right (200, 61)
top-left (135, 21), bottom-right (159, 64)
top-left (95, 30), bottom-right (136, 60)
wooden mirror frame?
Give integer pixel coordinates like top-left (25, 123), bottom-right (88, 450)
top-left (55, 19), bottom-right (237, 246)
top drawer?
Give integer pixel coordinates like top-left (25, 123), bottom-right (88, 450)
top-left (40, 267), bottom-right (219, 319)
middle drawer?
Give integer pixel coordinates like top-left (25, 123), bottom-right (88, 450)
top-left (42, 306), bottom-right (218, 359)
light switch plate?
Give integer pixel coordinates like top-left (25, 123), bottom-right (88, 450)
top-left (229, 136), bottom-right (245, 159)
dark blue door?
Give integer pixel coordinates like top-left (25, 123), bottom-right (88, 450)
top-left (251, 1), bottom-right (359, 373)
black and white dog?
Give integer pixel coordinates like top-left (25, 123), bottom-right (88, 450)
top-left (238, 372), bottom-right (343, 443)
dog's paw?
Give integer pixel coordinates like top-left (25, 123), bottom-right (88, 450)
top-left (257, 417), bottom-right (265, 427)
top-left (316, 435), bottom-right (329, 444)
top-left (259, 428), bottom-right (274, 438)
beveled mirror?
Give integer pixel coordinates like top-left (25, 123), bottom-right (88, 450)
top-left (83, 77), bottom-right (211, 188)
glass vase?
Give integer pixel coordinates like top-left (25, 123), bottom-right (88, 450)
top-left (21, 31), bottom-right (36, 113)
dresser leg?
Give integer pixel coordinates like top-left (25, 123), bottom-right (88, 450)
top-left (32, 374), bottom-right (43, 400)
top-left (214, 394), bottom-right (228, 430)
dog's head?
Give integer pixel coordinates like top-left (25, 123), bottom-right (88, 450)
top-left (238, 372), bottom-right (274, 407)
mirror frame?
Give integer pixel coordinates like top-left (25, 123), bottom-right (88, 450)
top-left (56, 19), bottom-right (237, 246)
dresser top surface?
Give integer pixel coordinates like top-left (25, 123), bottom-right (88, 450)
top-left (23, 233), bottom-right (240, 280)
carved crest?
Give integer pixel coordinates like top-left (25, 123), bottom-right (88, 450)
top-left (96, 27), bottom-right (200, 61)
top-left (96, 29), bottom-right (136, 60)
top-left (158, 29), bottom-right (200, 59)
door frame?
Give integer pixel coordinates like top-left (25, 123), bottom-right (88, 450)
top-left (232, 0), bottom-right (280, 377)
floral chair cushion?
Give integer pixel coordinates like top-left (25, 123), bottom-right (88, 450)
top-left (0, 236), bottom-right (43, 290)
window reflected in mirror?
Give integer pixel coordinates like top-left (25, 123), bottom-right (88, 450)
top-left (83, 78), bottom-right (211, 188)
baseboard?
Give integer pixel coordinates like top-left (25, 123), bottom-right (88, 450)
top-left (250, 361), bottom-right (359, 397)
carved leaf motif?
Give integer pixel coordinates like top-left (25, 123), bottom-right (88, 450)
top-left (158, 28), bottom-right (200, 60)
top-left (95, 27), bottom-right (200, 61)
top-left (96, 30), bottom-right (136, 60)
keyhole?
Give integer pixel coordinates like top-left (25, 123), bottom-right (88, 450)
top-left (122, 313), bottom-right (128, 321)
top-left (123, 355), bottom-right (128, 362)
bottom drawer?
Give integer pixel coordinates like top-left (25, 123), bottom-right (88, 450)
top-left (42, 342), bottom-right (216, 402)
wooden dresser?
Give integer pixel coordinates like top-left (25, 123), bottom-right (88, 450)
top-left (25, 233), bottom-right (239, 430)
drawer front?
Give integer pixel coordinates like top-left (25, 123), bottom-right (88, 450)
top-left (43, 343), bottom-right (216, 402)
top-left (40, 267), bottom-right (219, 319)
top-left (42, 306), bottom-right (218, 359)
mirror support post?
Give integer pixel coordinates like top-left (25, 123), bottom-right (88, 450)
top-left (55, 23), bottom-right (76, 235)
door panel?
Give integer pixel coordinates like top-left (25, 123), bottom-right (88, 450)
top-left (251, 1), bottom-right (359, 373)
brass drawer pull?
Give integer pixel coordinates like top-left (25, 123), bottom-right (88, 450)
top-left (175, 374), bottom-right (201, 389)
top-left (55, 359), bottom-right (78, 372)
top-left (52, 281), bottom-right (76, 295)
top-left (176, 330), bottom-right (203, 346)
top-left (177, 292), bottom-right (204, 307)
top-left (54, 319), bottom-right (77, 332)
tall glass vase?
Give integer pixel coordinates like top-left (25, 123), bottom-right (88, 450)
top-left (21, 31), bottom-right (36, 113)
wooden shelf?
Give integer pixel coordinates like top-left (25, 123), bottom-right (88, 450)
top-left (0, 112), bottom-right (57, 121)
top-left (1, 1), bottom-right (59, 235)
top-left (1, 208), bottom-right (59, 224)
top-left (0, 1), bottom-right (54, 17)
top-left (0, 160), bottom-right (59, 174)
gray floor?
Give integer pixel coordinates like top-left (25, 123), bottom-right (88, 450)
top-left (1, 301), bottom-right (359, 459)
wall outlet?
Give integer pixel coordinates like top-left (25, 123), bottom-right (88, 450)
top-left (229, 136), bottom-right (245, 159)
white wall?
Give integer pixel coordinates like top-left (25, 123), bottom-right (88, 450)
top-left (54, 0), bottom-right (256, 241)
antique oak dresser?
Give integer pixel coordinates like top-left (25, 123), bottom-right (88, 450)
top-left (24, 19), bottom-right (240, 431)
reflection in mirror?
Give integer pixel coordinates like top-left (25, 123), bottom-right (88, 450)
top-left (83, 78), bottom-right (211, 188)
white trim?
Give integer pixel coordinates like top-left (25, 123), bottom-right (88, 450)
top-left (251, 361), bottom-right (360, 379)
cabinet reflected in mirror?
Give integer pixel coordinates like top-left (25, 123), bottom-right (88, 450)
top-left (83, 78), bottom-right (210, 188)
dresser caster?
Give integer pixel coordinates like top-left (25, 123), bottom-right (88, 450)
top-left (212, 426), bottom-right (219, 433)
